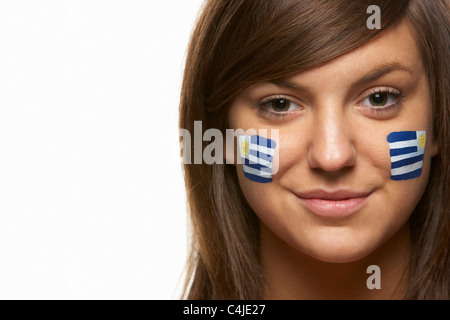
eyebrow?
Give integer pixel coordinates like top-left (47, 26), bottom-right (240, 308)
top-left (270, 62), bottom-right (415, 90)
top-left (355, 62), bottom-right (414, 84)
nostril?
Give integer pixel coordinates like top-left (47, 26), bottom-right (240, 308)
top-left (308, 141), bottom-right (357, 172)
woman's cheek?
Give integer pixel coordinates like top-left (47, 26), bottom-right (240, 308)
top-left (235, 133), bottom-right (303, 222)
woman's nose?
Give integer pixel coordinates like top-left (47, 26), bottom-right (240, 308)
top-left (307, 108), bottom-right (357, 173)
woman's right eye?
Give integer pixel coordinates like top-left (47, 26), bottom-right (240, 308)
top-left (259, 97), bottom-right (301, 113)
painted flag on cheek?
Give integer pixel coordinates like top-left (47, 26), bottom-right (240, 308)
top-left (239, 135), bottom-right (277, 183)
top-left (387, 131), bottom-right (426, 181)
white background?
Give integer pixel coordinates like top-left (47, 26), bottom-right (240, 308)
top-left (0, 0), bottom-right (204, 299)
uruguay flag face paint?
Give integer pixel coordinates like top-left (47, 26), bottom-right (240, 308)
top-left (387, 131), bottom-right (426, 181)
top-left (239, 135), bottom-right (277, 183)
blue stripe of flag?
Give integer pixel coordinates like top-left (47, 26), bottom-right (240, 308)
top-left (249, 148), bottom-right (272, 161)
top-left (390, 146), bottom-right (418, 157)
top-left (244, 172), bottom-right (272, 183)
top-left (387, 131), bottom-right (417, 143)
top-left (391, 154), bottom-right (424, 169)
top-left (391, 168), bottom-right (422, 181)
top-left (243, 158), bottom-right (271, 172)
top-left (250, 135), bottom-right (276, 149)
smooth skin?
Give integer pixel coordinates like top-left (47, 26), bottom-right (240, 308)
top-left (227, 20), bottom-right (439, 299)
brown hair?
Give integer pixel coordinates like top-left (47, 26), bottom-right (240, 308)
top-left (179, 0), bottom-right (450, 299)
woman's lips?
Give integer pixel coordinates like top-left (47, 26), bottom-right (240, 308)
top-left (295, 190), bottom-right (372, 218)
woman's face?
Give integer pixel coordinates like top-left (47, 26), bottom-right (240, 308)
top-left (227, 21), bottom-right (438, 263)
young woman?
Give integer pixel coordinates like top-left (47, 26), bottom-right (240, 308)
top-left (179, 0), bottom-right (449, 299)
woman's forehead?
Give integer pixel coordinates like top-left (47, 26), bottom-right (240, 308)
top-left (281, 20), bottom-right (422, 87)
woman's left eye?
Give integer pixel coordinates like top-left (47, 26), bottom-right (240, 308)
top-left (359, 89), bottom-right (402, 108)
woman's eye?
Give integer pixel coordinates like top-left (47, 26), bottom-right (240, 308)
top-left (360, 91), bottom-right (399, 107)
top-left (261, 98), bottom-right (300, 112)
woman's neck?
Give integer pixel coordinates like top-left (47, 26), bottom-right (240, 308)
top-left (260, 222), bottom-right (411, 300)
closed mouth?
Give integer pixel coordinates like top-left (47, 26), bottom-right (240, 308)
top-left (295, 189), bottom-right (373, 218)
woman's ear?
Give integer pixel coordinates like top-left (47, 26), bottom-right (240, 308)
top-left (430, 139), bottom-right (439, 157)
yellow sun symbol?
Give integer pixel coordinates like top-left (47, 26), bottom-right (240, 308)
top-left (240, 139), bottom-right (250, 156)
top-left (418, 134), bottom-right (426, 148)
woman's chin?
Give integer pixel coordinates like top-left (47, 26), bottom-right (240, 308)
top-left (297, 232), bottom-right (377, 264)
top-left (305, 247), bottom-right (371, 264)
